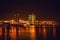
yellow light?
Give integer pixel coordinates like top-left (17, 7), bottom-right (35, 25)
top-left (4, 21), bottom-right (9, 23)
top-left (10, 20), bottom-right (14, 24)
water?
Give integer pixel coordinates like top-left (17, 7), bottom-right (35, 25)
top-left (0, 24), bottom-right (60, 40)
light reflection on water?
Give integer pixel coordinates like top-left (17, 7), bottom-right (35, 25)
top-left (9, 26), bottom-right (16, 40)
top-left (42, 27), bottom-right (46, 40)
top-left (53, 26), bottom-right (56, 40)
top-left (0, 25), bottom-right (56, 40)
top-left (0, 27), bottom-right (2, 36)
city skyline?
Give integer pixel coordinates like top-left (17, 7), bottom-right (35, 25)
top-left (0, 13), bottom-right (57, 21)
top-left (0, 1), bottom-right (60, 40)
top-left (0, 0), bottom-right (60, 22)
top-left (0, 13), bottom-right (57, 25)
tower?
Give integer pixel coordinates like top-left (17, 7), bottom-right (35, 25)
top-left (28, 13), bottom-right (36, 24)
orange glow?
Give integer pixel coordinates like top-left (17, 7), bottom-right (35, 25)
top-left (40, 21), bottom-right (56, 25)
top-left (18, 27), bottom-right (25, 32)
top-left (0, 27), bottom-right (2, 36)
top-left (18, 27), bottom-right (21, 36)
top-left (10, 20), bottom-right (15, 24)
top-left (30, 25), bottom-right (35, 27)
top-left (43, 28), bottom-right (46, 33)
top-left (29, 27), bottom-right (35, 32)
top-left (42, 27), bottom-right (46, 39)
top-left (10, 20), bottom-right (18, 24)
top-left (23, 24), bottom-right (27, 27)
top-left (25, 27), bottom-right (29, 32)
top-left (29, 27), bottom-right (36, 40)
top-left (53, 27), bottom-right (56, 39)
top-left (9, 27), bottom-right (16, 39)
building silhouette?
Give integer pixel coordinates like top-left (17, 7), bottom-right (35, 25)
top-left (28, 13), bottom-right (36, 24)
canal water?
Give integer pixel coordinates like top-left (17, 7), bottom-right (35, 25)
top-left (0, 25), bottom-right (60, 40)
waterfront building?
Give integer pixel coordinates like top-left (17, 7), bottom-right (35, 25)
top-left (28, 13), bottom-right (36, 24)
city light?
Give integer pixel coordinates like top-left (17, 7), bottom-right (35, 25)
top-left (0, 13), bottom-right (57, 27)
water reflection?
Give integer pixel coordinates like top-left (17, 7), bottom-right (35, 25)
top-left (0, 27), bottom-right (2, 36)
top-left (9, 26), bottom-right (16, 40)
top-left (42, 26), bottom-right (46, 40)
top-left (29, 26), bottom-right (36, 40)
top-left (0, 25), bottom-right (56, 40)
top-left (53, 25), bottom-right (56, 40)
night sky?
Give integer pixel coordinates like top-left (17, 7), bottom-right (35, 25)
top-left (0, 0), bottom-right (60, 22)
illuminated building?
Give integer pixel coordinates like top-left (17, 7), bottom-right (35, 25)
top-left (10, 20), bottom-right (18, 24)
top-left (28, 13), bottom-right (36, 24)
top-left (40, 21), bottom-right (56, 25)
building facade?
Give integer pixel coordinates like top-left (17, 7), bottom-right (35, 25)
top-left (28, 13), bottom-right (36, 24)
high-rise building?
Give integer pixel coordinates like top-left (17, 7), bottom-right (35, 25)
top-left (28, 13), bottom-right (36, 24)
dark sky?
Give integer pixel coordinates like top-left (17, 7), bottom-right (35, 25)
top-left (0, 0), bottom-right (60, 22)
